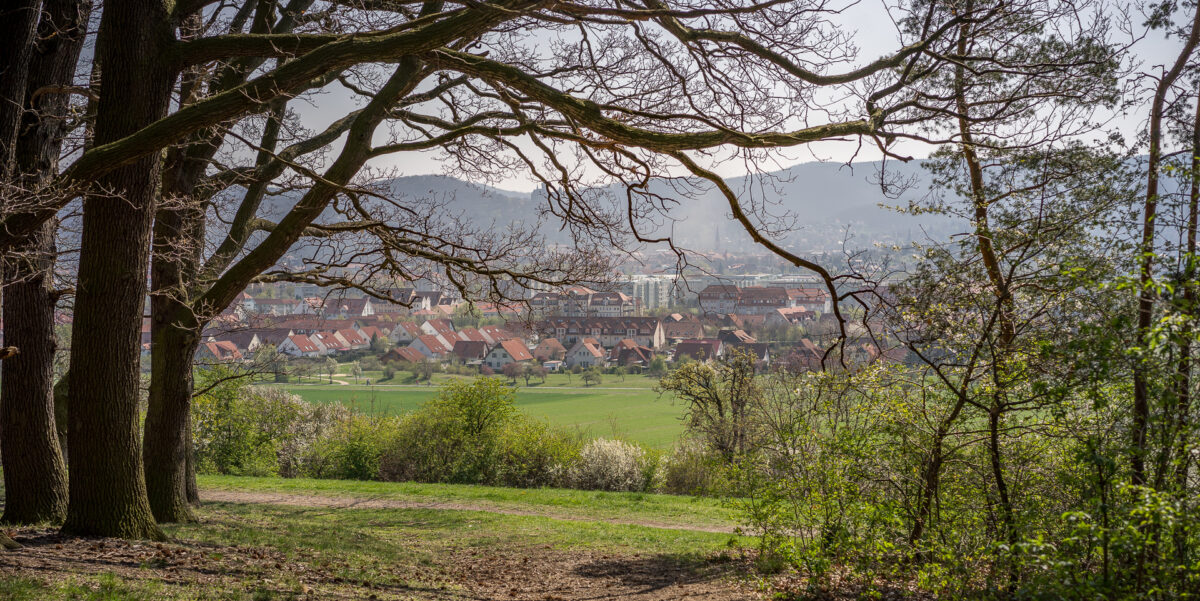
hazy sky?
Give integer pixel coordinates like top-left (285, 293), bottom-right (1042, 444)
top-left (292, 0), bottom-right (1185, 193)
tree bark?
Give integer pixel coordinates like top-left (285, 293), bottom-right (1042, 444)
top-left (952, 19), bottom-right (1018, 556)
top-left (0, 0), bottom-right (90, 525)
top-left (0, 0), bottom-right (38, 168)
top-left (144, 317), bottom-right (201, 522)
top-left (145, 115), bottom-right (209, 522)
top-left (1, 223), bottom-right (68, 524)
top-left (61, 0), bottom-right (175, 540)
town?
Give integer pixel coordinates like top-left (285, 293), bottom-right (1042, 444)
top-left (190, 273), bottom-right (892, 380)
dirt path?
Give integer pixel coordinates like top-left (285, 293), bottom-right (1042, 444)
top-left (199, 489), bottom-right (738, 534)
top-left (0, 526), bottom-right (760, 601)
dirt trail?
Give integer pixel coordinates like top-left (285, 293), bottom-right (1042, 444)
top-left (199, 489), bottom-right (739, 534)
top-left (0, 526), bottom-right (760, 601)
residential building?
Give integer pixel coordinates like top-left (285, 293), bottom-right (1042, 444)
top-left (409, 334), bottom-right (452, 358)
top-left (322, 297), bottom-right (375, 319)
top-left (453, 340), bottom-right (490, 363)
top-left (383, 346), bottom-right (427, 364)
top-left (484, 339), bottom-right (534, 370)
top-left (532, 338), bottom-right (567, 362)
top-left (662, 319), bottom-right (704, 343)
top-left (539, 317), bottom-right (665, 349)
top-left (565, 338), bottom-right (606, 368)
top-left (674, 339), bottom-right (723, 362)
top-left (196, 341), bottom-right (243, 362)
top-left (529, 286), bottom-right (637, 317)
top-left (389, 321), bottom-right (424, 344)
top-left (697, 285), bottom-right (740, 314)
top-left (279, 334), bottom-right (324, 357)
top-left (608, 339), bottom-right (654, 367)
top-left (618, 275), bottom-right (675, 311)
top-left (788, 287), bottom-right (832, 313)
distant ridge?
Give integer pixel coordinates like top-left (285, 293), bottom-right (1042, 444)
top-left (244, 160), bottom-right (960, 257)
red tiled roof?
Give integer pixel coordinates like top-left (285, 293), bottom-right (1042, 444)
top-left (288, 334), bottom-right (320, 353)
top-left (573, 338), bottom-right (605, 358)
top-left (675, 339), bottom-right (721, 361)
top-left (337, 328), bottom-right (367, 346)
top-left (498, 339), bottom-right (533, 362)
top-left (415, 334), bottom-right (450, 354)
top-left (453, 340), bottom-right (489, 360)
top-left (202, 341), bottom-right (243, 361)
top-left (314, 331), bottom-right (347, 350)
top-left (384, 346), bottom-right (427, 363)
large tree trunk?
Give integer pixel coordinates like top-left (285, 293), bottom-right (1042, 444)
top-left (0, 0), bottom-right (93, 526)
top-left (61, 0), bottom-right (174, 540)
top-left (144, 67), bottom-right (214, 522)
top-left (0, 0), bottom-right (38, 166)
top-left (1, 223), bottom-right (68, 524)
top-left (144, 318), bottom-right (201, 522)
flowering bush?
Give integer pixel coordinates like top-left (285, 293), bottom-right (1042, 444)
top-left (569, 438), bottom-right (646, 492)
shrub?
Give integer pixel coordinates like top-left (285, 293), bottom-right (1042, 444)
top-left (569, 438), bottom-right (646, 492)
top-left (660, 440), bottom-right (718, 495)
top-left (307, 414), bottom-right (396, 481)
top-left (192, 378), bottom-right (281, 477)
top-left (379, 377), bottom-right (517, 484)
top-left (192, 378), bottom-right (347, 478)
top-left (494, 419), bottom-right (582, 488)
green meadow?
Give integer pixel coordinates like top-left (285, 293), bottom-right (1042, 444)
top-left (281, 373), bottom-right (687, 448)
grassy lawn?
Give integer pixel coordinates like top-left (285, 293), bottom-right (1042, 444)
top-left (197, 475), bottom-right (737, 532)
top-left (281, 378), bottom-right (687, 448)
top-left (1, 476), bottom-right (754, 601)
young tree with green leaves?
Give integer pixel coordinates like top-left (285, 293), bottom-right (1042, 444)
top-left (657, 347), bottom-right (758, 459)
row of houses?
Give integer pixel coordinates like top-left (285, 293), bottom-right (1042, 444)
top-left (229, 287), bottom-right (465, 321)
top-left (528, 286), bottom-right (639, 318)
top-left (199, 319), bottom-right (389, 359)
top-left (697, 284), bottom-right (831, 315)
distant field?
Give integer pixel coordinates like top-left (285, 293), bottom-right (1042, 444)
top-left (281, 377), bottom-right (687, 448)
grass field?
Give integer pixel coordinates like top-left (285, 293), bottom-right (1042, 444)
top-left (282, 373), bottom-right (687, 448)
top-left (0, 476), bottom-right (755, 601)
top-left (197, 475), bottom-right (737, 531)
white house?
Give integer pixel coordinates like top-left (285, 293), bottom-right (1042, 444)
top-left (565, 338), bottom-right (606, 368)
top-left (484, 339), bottom-right (534, 370)
top-left (278, 334), bottom-right (324, 357)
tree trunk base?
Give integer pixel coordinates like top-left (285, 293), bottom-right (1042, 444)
top-left (60, 516), bottom-right (166, 542)
top-left (0, 533), bottom-right (21, 550)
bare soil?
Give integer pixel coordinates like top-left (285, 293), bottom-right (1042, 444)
top-left (0, 525), bottom-right (761, 600)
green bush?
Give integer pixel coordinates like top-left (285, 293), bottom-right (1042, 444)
top-left (377, 377), bottom-right (593, 488)
top-left (660, 440), bottom-right (719, 495)
top-left (380, 377), bottom-right (517, 484)
top-left (307, 414), bottom-right (396, 481)
top-left (192, 372), bottom-right (294, 476)
top-left (192, 375), bottom-right (349, 478)
top-left (494, 418), bottom-right (582, 488)
top-left (194, 375), bottom-right (665, 495)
